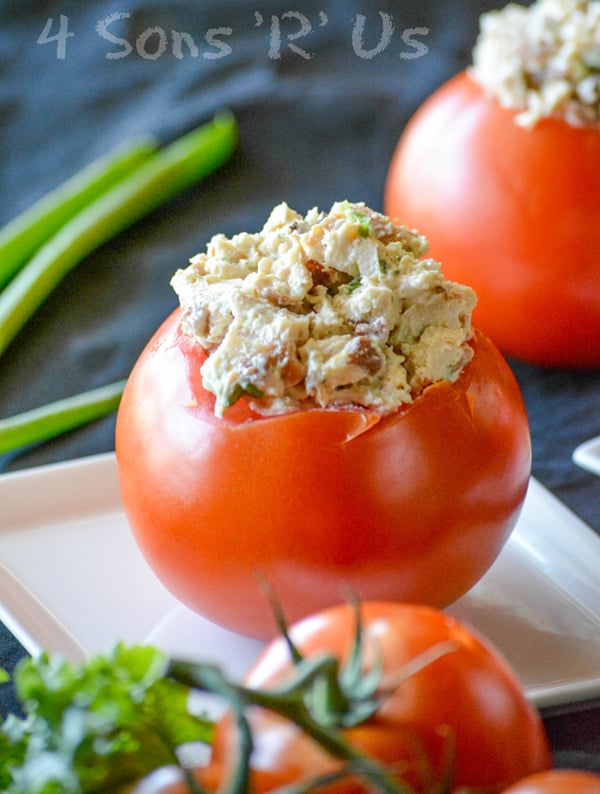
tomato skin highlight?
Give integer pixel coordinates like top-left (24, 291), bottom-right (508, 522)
top-left (384, 71), bottom-right (600, 368)
top-left (206, 603), bottom-right (552, 794)
top-left (116, 308), bottom-right (531, 640)
top-left (502, 770), bottom-right (600, 793)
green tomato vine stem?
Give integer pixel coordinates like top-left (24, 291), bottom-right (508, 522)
top-left (167, 656), bottom-right (414, 794)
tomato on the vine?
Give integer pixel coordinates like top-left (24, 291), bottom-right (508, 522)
top-left (502, 770), bottom-right (600, 793)
top-left (116, 308), bottom-right (531, 640)
top-left (204, 602), bottom-right (551, 794)
top-left (384, 71), bottom-right (600, 368)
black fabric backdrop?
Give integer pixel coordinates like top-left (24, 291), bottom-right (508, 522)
top-left (0, 0), bottom-right (599, 776)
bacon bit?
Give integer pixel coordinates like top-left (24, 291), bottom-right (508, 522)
top-left (306, 259), bottom-right (330, 288)
top-left (306, 259), bottom-right (352, 292)
top-left (348, 337), bottom-right (385, 376)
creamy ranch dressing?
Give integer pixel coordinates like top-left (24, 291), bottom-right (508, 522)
top-left (171, 201), bottom-right (476, 417)
top-left (471, 0), bottom-right (600, 128)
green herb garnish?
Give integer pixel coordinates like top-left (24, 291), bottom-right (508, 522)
top-left (338, 200), bottom-right (371, 238)
top-left (349, 211), bottom-right (371, 238)
top-left (225, 381), bottom-right (265, 408)
top-left (0, 645), bottom-right (212, 793)
top-left (243, 383), bottom-right (265, 399)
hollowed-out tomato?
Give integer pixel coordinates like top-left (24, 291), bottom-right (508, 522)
top-left (385, 70), bottom-right (600, 368)
top-left (115, 308), bottom-right (531, 640)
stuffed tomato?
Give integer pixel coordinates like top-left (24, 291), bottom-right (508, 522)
top-left (385, 0), bottom-right (600, 368)
top-left (116, 201), bottom-right (531, 639)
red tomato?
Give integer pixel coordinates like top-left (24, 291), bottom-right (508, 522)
top-left (204, 603), bottom-right (551, 793)
top-left (502, 770), bottom-right (600, 793)
top-left (384, 70), bottom-right (600, 368)
top-left (116, 308), bottom-right (531, 639)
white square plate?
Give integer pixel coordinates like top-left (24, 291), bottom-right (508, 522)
top-left (573, 435), bottom-right (600, 477)
top-left (1, 453), bottom-right (599, 711)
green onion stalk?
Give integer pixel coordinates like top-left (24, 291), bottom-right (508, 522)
top-left (0, 112), bottom-right (237, 456)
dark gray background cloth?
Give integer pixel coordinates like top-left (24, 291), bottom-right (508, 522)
top-left (1, 0), bottom-right (599, 774)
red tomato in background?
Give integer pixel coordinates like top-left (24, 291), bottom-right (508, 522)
top-left (385, 71), bottom-right (600, 368)
top-left (502, 770), bottom-right (600, 793)
top-left (204, 603), bottom-right (551, 793)
top-left (116, 308), bottom-right (531, 640)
